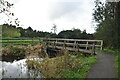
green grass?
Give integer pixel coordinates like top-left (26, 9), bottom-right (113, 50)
top-left (26, 54), bottom-right (97, 78)
top-left (1, 37), bottom-right (43, 46)
top-left (62, 56), bottom-right (97, 78)
top-left (115, 56), bottom-right (120, 77)
top-left (103, 49), bottom-right (120, 55)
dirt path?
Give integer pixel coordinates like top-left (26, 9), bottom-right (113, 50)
top-left (87, 52), bottom-right (118, 78)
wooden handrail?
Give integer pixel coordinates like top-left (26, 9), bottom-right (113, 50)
top-left (45, 38), bottom-right (103, 54)
top-left (45, 38), bottom-right (103, 42)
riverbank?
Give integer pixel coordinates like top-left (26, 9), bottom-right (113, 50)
top-left (26, 52), bottom-right (97, 78)
top-left (1, 44), bottom-right (47, 62)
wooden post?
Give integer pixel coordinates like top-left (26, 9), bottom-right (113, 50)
top-left (53, 41), bottom-right (56, 48)
top-left (73, 41), bottom-right (76, 50)
top-left (86, 41), bottom-right (88, 50)
top-left (48, 39), bottom-right (50, 46)
top-left (76, 42), bottom-right (79, 52)
top-left (55, 40), bottom-right (57, 48)
top-left (63, 40), bottom-right (66, 49)
top-left (101, 40), bottom-right (103, 50)
top-left (92, 43), bottom-right (95, 54)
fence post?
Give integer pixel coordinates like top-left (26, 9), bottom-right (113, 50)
top-left (53, 40), bottom-right (56, 48)
top-left (92, 43), bottom-right (95, 54)
top-left (63, 40), bottom-right (66, 49)
top-left (101, 40), bottom-right (103, 50)
top-left (76, 42), bottom-right (79, 52)
top-left (55, 40), bottom-right (57, 48)
top-left (86, 41), bottom-right (88, 50)
top-left (73, 41), bottom-right (76, 50)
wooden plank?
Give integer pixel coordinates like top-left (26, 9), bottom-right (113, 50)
top-left (45, 38), bottom-right (103, 42)
top-left (46, 38), bottom-right (103, 54)
top-left (48, 42), bottom-right (102, 48)
top-left (48, 45), bottom-right (93, 54)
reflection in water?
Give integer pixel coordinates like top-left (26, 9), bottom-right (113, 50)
top-left (0, 58), bottom-right (43, 78)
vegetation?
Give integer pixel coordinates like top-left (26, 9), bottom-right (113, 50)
top-left (1, 45), bottom-right (27, 61)
top-left (115, 56), bottom-right (120, 77)
top-left (93, 0), bottom-right (120, 49)
top-left (1, 0), bottom-right (119, 78)
top-left (103, 49), bottom-right (120, 54)
top-left (93, 1), bottom-right (120, 77)
top-left (1, 24), bottom-right (21, 37)
top-left (26, 53), bottom-right (97, 78)
top-left (57, 29), bottom-right (94, 39)
top-left (1, 37), bottom-right (42, 46)
top-left (1, 44), bottom-right (47, 61)
top-left (1, 23), bottom-right (94, 40)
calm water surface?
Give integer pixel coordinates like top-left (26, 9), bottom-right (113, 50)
top-left (0, 58), bottom-right (43, 79)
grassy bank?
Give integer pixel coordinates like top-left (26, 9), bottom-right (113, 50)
top-left (1, 37), bottom-right (43, 46)
top-left (103, 49), bottom-right (120, 54)
top-left (26, 53), bottom-right (97, 78)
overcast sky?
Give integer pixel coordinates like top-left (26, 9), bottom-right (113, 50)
top-left (1, 0), bottom-right (98, 34)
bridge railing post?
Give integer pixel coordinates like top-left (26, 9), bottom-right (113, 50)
top-left (55, 40), bottom-right (57, 48)
top-left (86, 41), bottom-right (88, 50)
top-left (92, 43), bottom-right (95, 54)
top-left (63, 40), bottom-right (66, 49)
top-left (76, 42), bottom-right (79, 52)
top-left (73, 41), bottom-right (76, 50)
top-left (101, 40), bottom-right (103, 50)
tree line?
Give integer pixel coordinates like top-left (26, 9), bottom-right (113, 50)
top-left (1, 24), bottom-right (94, 40)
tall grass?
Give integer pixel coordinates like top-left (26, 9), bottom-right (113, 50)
top-left (26, 53), bottom-right (97, 78)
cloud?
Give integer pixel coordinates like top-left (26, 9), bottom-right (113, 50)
top-left (2, 0), bottom-right (96, 33)
top-left (48, 2), bottom-right (82, 20)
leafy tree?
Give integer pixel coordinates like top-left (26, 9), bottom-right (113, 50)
top-left (2, 24), bottom-right (21, 37)
top-left (93, 0), bottom-right (120, 49)
top-left (57, 28), bottom-right (92, 39)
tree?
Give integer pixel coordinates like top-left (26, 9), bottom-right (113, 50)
top-left (93, 0), bottom-right (119, 49)
top-left (0, 0), bottom-right (20, 26)
top-left (51, 24), bottom-right (57, 34)
top-left (2, 24), bottom-right (21, 37)
top-left (81, 30), bottom-right (88, 39)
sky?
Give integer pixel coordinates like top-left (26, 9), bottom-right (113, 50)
top-left (1, 0), bottom-right (97, 34)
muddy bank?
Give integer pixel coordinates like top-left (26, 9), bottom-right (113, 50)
top-left (1, 44), bottom-right (47, 62)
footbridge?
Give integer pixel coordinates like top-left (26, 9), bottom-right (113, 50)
top-left (43, 38), bottom-right (103, 54)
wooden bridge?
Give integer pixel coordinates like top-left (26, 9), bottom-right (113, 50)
top-left (43, 38), bottom-right (103, 54)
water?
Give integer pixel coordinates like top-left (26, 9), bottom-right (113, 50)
top-left (0, 58), bottom-right (43, 79)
